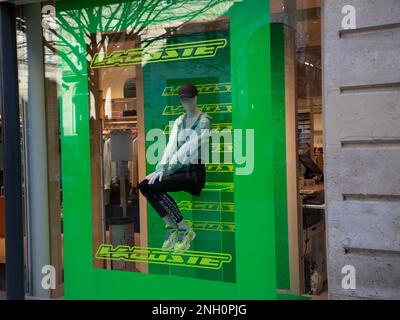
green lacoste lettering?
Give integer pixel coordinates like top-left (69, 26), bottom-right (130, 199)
top-left (90, 39), bottom-right (227, 69)
top-left (178, 200), bottom-right (234, 213)
top-left (162, 82), bottom-right (232, 96)
top-left (162, 103), bottom-right (232, 116)
top-left (95, 245), bottom-right (232, 270)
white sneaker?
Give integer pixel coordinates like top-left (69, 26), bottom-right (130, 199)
top-left (174, 228), bottom-right (196, 252)
top-left (162, 228), bottom-right (178, 250)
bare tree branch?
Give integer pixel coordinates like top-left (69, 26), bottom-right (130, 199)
top-left (37, 0), bottom-right (232, 99)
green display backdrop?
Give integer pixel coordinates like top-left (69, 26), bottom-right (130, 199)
top-left (56, 0), bottom-right (294, 299)
top-left (143, 29), bottom-right (236, 283)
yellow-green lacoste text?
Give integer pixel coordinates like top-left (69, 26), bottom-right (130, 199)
top-left (178, 200), bottom-right (234, 213)
top-left (206, 163), bottom-right (234, 173)
top-left (162, 83), bottom-right (232, 96)
top-left (162, 103), bottom-right (232, 116)
top-left (187, 220), bottom-right (235, 232)
top-left (203, 182), bottom-right (234, 192)
top-left (211, 142), bottom-right (233, 152)
top-left (96, 245), bottom-right (232, 270)
top-left (163, 122), bottom-right (232, 134)
top-left (90, 39), bottom-right (227, 69)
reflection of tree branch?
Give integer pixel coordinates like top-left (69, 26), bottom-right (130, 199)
top-left (104, 3), bottom-right (123, 31)
top-left (124, 0), bottom-right (152, 33)
top-left (44, 37), bottom-right (82, 76)
top-left (50, 27), bottom-right (82, 61)
top-left (47, 0), bottom-right (230, 96)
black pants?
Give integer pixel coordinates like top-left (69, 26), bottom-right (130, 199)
top-left (139, 164), bottom-right (206, 223)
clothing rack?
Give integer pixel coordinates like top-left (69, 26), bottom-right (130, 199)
top-left (103, 115), bottom-right (138, 134)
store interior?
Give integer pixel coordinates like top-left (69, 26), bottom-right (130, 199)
top-left (88, 30), bottom-right (142, 272)
top-left (271, 0), bottom-right (326, 298)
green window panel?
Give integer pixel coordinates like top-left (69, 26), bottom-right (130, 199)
top-left (56, 0), bottom-right (294, 300)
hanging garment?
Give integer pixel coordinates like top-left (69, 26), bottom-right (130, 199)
top-left (128, 137), bottom-right (138, 189)
top-left (103, 137), bottom-right (118, 191)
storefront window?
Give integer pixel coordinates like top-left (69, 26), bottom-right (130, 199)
top-left (5, 0), bottom-right (399, 302)
top-left (270, 0), bottom-right (325, 297)
top-left (52, 0), bottom-right (281, 299)
top-left (56, 0), bottom-right (238, 284)
top-left (14, 0), bottom-right (279, 299)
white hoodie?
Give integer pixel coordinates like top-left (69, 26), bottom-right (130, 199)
top-left (156, 113), bottom-right (212, 176)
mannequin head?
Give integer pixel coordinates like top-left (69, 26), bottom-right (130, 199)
top-left (180, 96), bottom-right (198, 114)
top-left (179, 83), bottom-right (199, 115)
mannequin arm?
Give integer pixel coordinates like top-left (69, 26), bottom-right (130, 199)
top-left (156, 117), bottom-right (180, 174)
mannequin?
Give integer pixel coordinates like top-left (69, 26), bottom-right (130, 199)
top-left (139, 83), bottom-right (211, 251)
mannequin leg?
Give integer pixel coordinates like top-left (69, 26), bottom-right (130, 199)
top-left (138, 172), bottom-right (201, 250)
top-left (159, 193), bottom-right (183, 223)
top-left (138, 171), bottom-right (194, 220)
